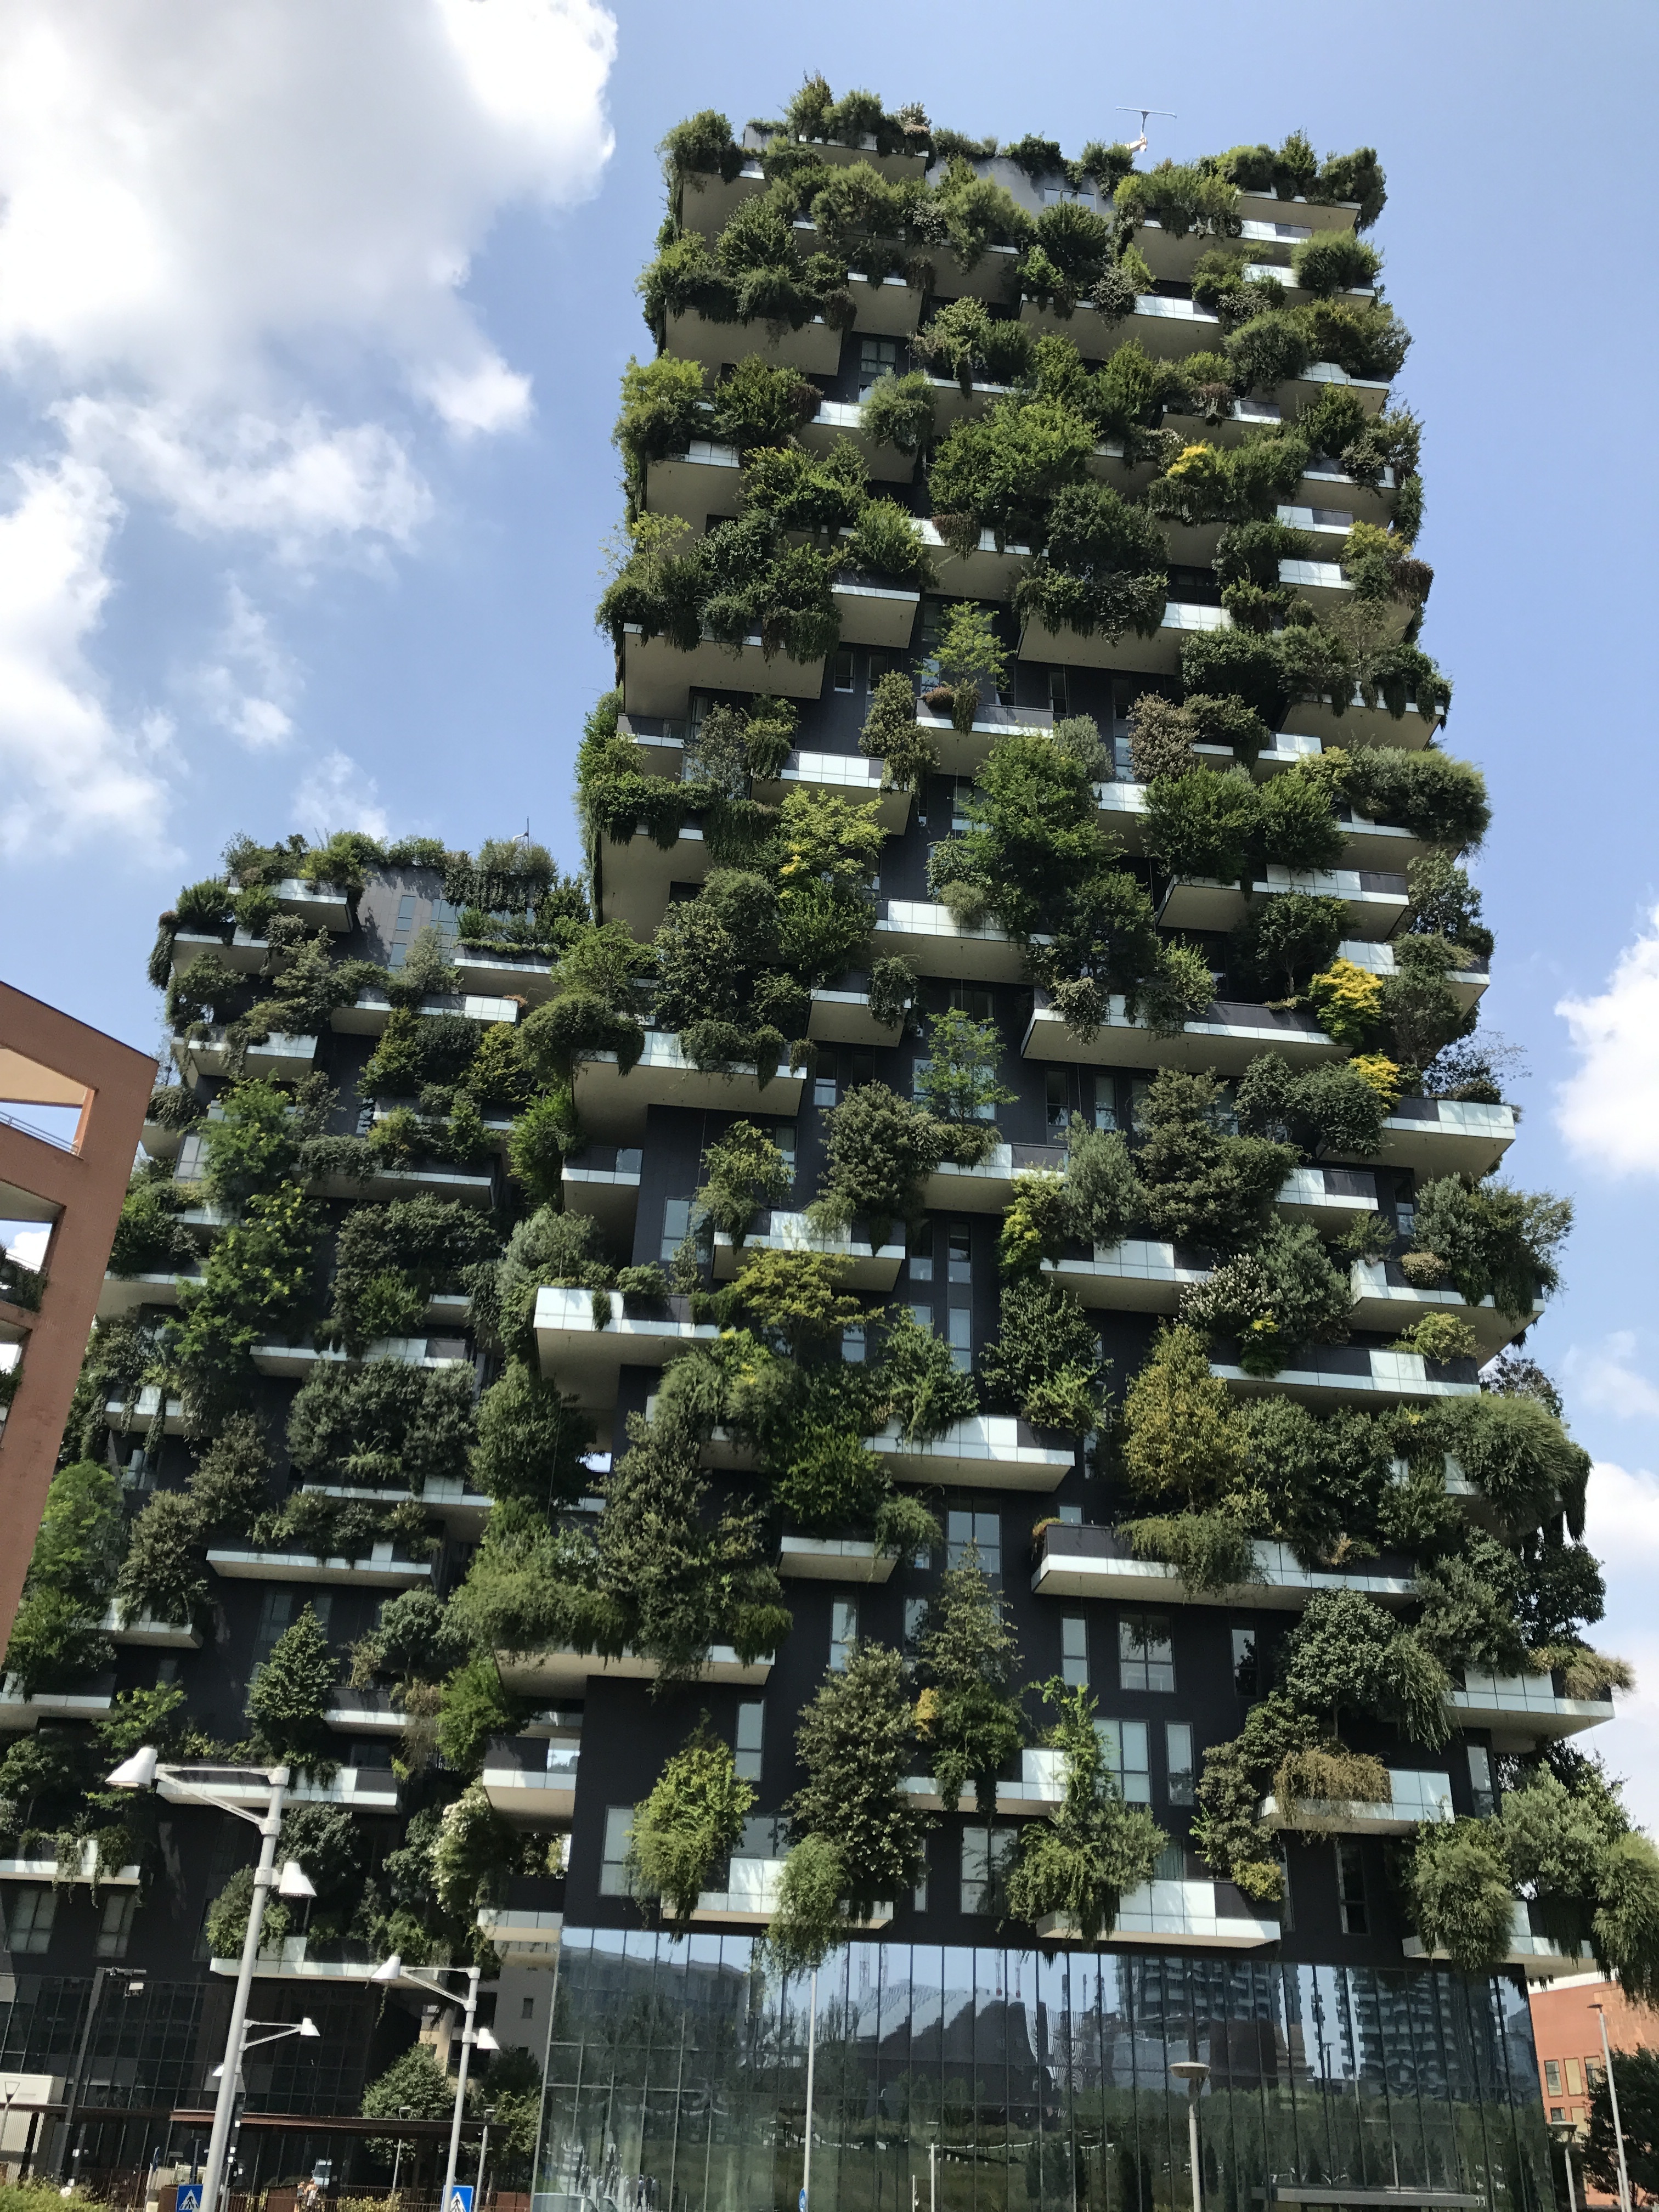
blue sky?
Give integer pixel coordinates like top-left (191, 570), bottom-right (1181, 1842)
top-left (5, 0), bottom-right (1659, 1815)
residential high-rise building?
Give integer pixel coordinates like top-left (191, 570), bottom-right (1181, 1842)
top-left (8, 84), bottom-right (1634, 2212)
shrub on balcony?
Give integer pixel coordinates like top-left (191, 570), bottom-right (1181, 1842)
top-left (247, 1605), bottom-right (337, 1771)
top-left (1258, 762), bottom-right (1346, 869)
top-left (1114, 162), bottom-right (1242, 242)
top-left (912, 298), bottom-right (1035, 392)
top-left (1124, 1511), bottom-right (1257, 1595)
top-left (1331, 744), bottom-right (1488, 851)
top-left (859, 674), bottom-right (937, 798)
top-left (704, 353), bottom-right (820, 454)
top-left (1378, 937), bottom-right (1476, 1069)
top-left (626, 1725), bottom-right (754, 1931)
top-left (1182, 1217), bottom-right (1352, 1376)
top-left (1233, 1049), bottom-right (1388, 1158)
top-left (1006, 1680), bottom-right (1167, 1942)
top-left (108, 1170), bottom-right (196, 1279)
top-left (495, 1205), bottom-right (606, 1352)
top-left (1291, 233), bottom-right (1382, 297)
top-left (927, 397), bottom-right (1094, 554)
top-left (286, 1362), bottom-right (477, 1493)
top-left (1446, 1392), bottom-right (1590, 1539)
top-left (1306, 956), bottom-right (1384, 1047)
top-left (981, 1277), bottom-right (1109, 1434)
top-left (949, 725), bottom-right (1111, 943)
top-left (1407, 1176), bottom-right (1571, 1319)
top-left (1014, 482), bottom-right (1167, 642)
top-left (915, 1553), bottom-right (1024, 1819)
top-left (1146, 432), bottom-right (1307, 526)
top-left (328, 1196), bottom-right (497, 1355)
top-left (1227, 895), bottom-right (1346, 1002)
top-left (859, 370), bottom-right (936, 459)
top-left (1134, 1070), bottom-right (1298, 1249)
top-left (845, 496), bottom-right (935, 588)
top-left (690, 1120), bottom-right (794, 1249)
top-left (472, 1359), bottom-right (592, 1509)
top-left (1121, 1322), bottom-right (1247, 1508)
top-left (725, 1249), bottom-right (861, 1350)
top-left (810, 1075), bottom-right (945, 1243)
top-left (788, 1639), bottom-right (930, 1910)
top-left (1017, 199), bottom-right (1115, 314)
top-left (1144, 765), bottom-right (1260, 881)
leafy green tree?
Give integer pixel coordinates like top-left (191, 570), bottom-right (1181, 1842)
top-left (788, 1640), bottom-right (929, 1917)
top-left (1403, 1818), bottom-right (1516, 1973)
top-left (204, 1865), bottom-right (291, 1960)
top-left (1585, 2046), bottom-right (1659, 2204)
top-left (810, 1082), bottom-right (951, 1240)
top-left (433, 1781), bottom-right (521, 1925)
top-left (436, 1657), bottom-right (520, 1774)
top-left (1144, 766), bottom-right (1261, 882)
top-left (287, 1361), bottom-right (477, 1491)
top-left (692, 1120), bottom-right (793, 1246)
top-left (627, 1723), bottom-right (754, 1929)
top-left (916, 1555), bottom-right (1024, 1818)
top-left (1408, 1176), bottom-right (1572, 1319)
top-left (1062, 1122), bottom-right (1142, 1249)
top-left (472, 1357), bottom-right (592, 1507)
top-left (1134, 1069), bottom-right (1297, 1250)
top-left (726, 1249), bottom-right (860, 1349)
top-left (914, 1008), bottom-right (1015, 1149)
top-left (980, 1277), bottom-right (1110, 1432)
top-left (247, 1606), bottom-right (337, 1770)
top-left (766, 1832), bottom-right (849, 1975)
top-left (1121, 1322), bottom-right (1248, 1508)
top-left (1005, 1681), bottom-right (1167, 1940)
top-left (874, 1308), bottom-right (979, 1442)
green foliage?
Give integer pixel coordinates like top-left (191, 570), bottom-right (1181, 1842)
top-left (1063, 1122), bottom-right (1143, 1250)
top-left (788, 1640), bottom-right (930, 1916)
top-left (1585, 2046), bottom-right (1659, 2202)
top-left (204, 1865), bottom-right (292, 1961)
top-left (286, 1361), bottom-right (476, 1492)
top-left (1015, 482), bottom-right (1167, 642)
top-left (247, 1606), bottom-right (336, 1770)
top-left (1121, 1322), bottom-right (1248, 1509)
top-left (1183, 1216), bottom-right (1352, 1376)
top-left (1331, 744), bottom-right (1488, 851)
top-left (436, 1657), bottom-right (520, 1775)
top-left (506, 1090), bottom-right (579, 1206)
top-left (708, 354), bottom-right (821, 451)
top-left (1408, 1177), bottom-right (1571, 1319)
top-left (692, 1121), bottom-right (793, 1248)
top-left (876, 1307), bottom-right (979, 1442)
top-left (928, 399), bottom-right (1093, 552)
top-left (915, 1008), bottom-right (1015, 1136)
top-left (1125, 1513), bottom-right (1256, 1595)
top-left (328, 1196), bottom-right (497, 1354)
top-left (3, 1462), bottom-right (122, 1691)
top-left (1005, 1681), bottom-right (1167, 1941)
top-left (1306, 956), bottom-right (1384, 1047)
top-left (1410, 1815), bottom-right (1520, 1968)
top-left (727, 1248), bottom-right (860, 1348)
top-left (1144, 765), bottom-right (1260, 882)
top-left (472, 1357), bottom-right (592, 1509)
top-left (766, 1832), bottom-right (849, 1974)
top-left (1233, 1049), bottom-right (1388, 1157)
top-left (916, 1554), bottom-right (1023, 1819)
top-left (1135, 1069), bottom-right (1297, 1250)
top-left (628, 1723), bottom-right (754, 1929)
top-left (980, 1277), bottom-right (1109, 1432)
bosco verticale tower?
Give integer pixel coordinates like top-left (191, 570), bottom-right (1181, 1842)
top-left (15, 69), bottom-right (1652, 2212)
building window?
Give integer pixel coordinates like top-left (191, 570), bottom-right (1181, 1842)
top-left (858, 337), bottom-right (899, 396)
top-left (1045, 1069), bottom-right (1072, 1138)
top-left (600, 1807), bottom-right (635, 1897)
top-left (735, 1700), bottom-right (765, 1782)
top-left (904, 1596), bottom-right (929, 1647)
top-left (1154, 1841), bottom-right (1186, 1881)
top-left (841, 1323), bottom-right (866, 1363)
top-left (908, 1222), bottom-right (933, 1284)
top-left (7, 1888), bottom-right (54, 1955)
top-left (1119, 1613), bottom-right (1175, 1693)
top-left (1092, 1076), bottom-right (1119, 1132)
top-left (1564, 2058), bottom-right (1584, 2095)
top-left (913, 1839), bottom-right (929, 1913)
top-left (255, 1589), bottom-right (326, 1657)
top-left (960, 1827), bottom-right (1015, 1914)
top-left (1335, 1839), bottom-right (1368, 1934)
top-left (833, 647), bottom-right (856, 692)
top-left (1232, 1627), bottom-right (1259, 1700)
top-left (97, 1891), bottom-right (137, 1960)
top-left (773, 1124), bottom-right (797, 1184)
top-left (1165, 1724), bottom-right (1195, 1807)
top-left (1061, 1615), bottom-right (1088, 1688)
top-left (1128, 1079), bottom-right (1153, 1135)
top-left (1549, 2106), bottom-right (1565, 2124)
top-left (1096, 1719), bottom-right (1150, 1804)
top-left (830, 1596), bottom-right (859, 1672)
top-left (1047, 667), bottom-right (1069, 715)
top-left (521, 1996), bottom-right (537, 2022)
top-left (1587, 2059), bottom-right (1605, 2090)
top-left (947, 1221), bottom-right (972, 1281)
top-left (947, 1509), bottom-right (1000, 1577)
top-left (946, 1307), bottom-right (972, 1372)
top-left (661, 1196), bottom-right (692, 1265)
top-left (1467, 1744), bottom-right (1496, 1818)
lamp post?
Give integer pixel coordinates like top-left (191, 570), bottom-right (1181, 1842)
top-left (1590, 2005), bottom-right (1632, 2212)
top-left (1170, 2062), bottom-right (1209, 2212)
top-left (368, 1955), bottom-right (497, 2211)
top-left (476, 2105), bottom-right (496, 2210)
top-left (801, 1969), bottom-right (819, 2212)
top-left (391, 2107), bottom-right (413, 2199)
top-left (1548, 2121), bottom-right (1578, 2212)
top-left (105, 1748), bottom-right (317, 2212)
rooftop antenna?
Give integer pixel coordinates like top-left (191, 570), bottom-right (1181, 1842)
top-left (1117, 107), bottom-right (1176, 157)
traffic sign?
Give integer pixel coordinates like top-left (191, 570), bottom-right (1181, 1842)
top-left (175, 2187), bottom-right (204, 2212)
top-left (446, 2188), bottom-right (475, 2212)
top-left (799, 2192), bottom-right (808, 2211)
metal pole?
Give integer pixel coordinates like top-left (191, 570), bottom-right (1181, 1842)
top-left (441, 1967), bottom-right (482, 2211)
top-left (802, 1968), bottom-right (818, 2212)
top-left (476, 2114), bottom-right (493, 2208)
top-left (1187, 2094), bottom-right (1201, 2212)
top-left (200, 1765), bottom-right (288, 2212)
top-left (929, 2138), bottom-right (936, 2212)
top-left (1563, 2140), bottom-right (1577, 2212)
top-left (1594, 2006), bottom-right (1632, 2212)
top-left (58, 1965), bottom-right (109, 2177)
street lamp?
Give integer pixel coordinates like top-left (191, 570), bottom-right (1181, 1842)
top-left (209, 2017), bottom-right (321, 2082)
top-left (1170, 2062), bottom-right (1209, 2212)
top-left (391, 2107), bottom-right (414, 2199)
top-left (1548, 2121), bottom-right (1579, 2212)
top-left (1590, 2004), bottom-right (1632, 2212)
top-left (368, 1955), bottom-right (498, 2210)
top-left (106, 1750), bottom-right (314, 2212)
top-left (476, 2106), bottom-right (498, 2210)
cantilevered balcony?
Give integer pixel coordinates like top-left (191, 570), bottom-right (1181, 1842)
top-left (1336, 935), bottom-right (1488, 1011)
top-left (300, 1477), bottom-right (492, 1541)
top-left (304, 1156), bottom-right (495, 1207)
top-left (0, 1843), bottom-right (140, 1887)
top-left (911, 698), bottom-right (1054, 777)
top-left (1019, 596), bottom-right (1230, 676)
top-left (923, 374), bottom-right (1015, 435)
top-left (1031, 1524), bottom-right (1414, 1611)
top-left (597, 822), bottom-right (708, 937)
top-left (97, 1263), bottom-right (204, 1321)
top-left (1404, 1902), bottom-right (1594, 1979)
top-left (101, 1605), bottom-right (200, 1650)
top-left (561, 1144), bottom-right (643, 1239)
top-left (1252, 866), bottom-right (1409, 940)
top-left (922, 1139), bottom-right (1068, 1212)
top-left (675, 161), bottom-right (765, 236)
top-left (753, 748), bottom-right (911, 831)
top-left (1019, 289), bottom-right (1223, 360)
top-left (902, 1748), bottom-right (1068, 1816)
top-left (621, 625), bottom-right (826, 719)
top-left (644, 439), bottom-right (745, 524)
top-left (330, 990), bottom-right (520, 1036)
top-left (168, 927), bottom-right (290, 979)
top-left (663, 307), bottom-right (842, 375)
top-left (533, 1283), bottom-right (720, 1412)
top-left (1023, 988), bottom-right (1344, 1075)
top-left (800, 399), bottom-right (916, 484)
top-left (871, 1413), bottom-right (1075, 1492)
top-left (453, 949), bottom-right (557, 1002)
top-left (482, 1735), bottom-right (582, 1824)
top-left (0, 1678), bottom-right (116, 1730)
top-left (1281, 690), bottom-right (1438, 746)
top-left (1042, 1238), bottom-right (1210, 1313)
top-left (200, 1767), bottom-right (400, 1814)
top-left (571, 1032), bottom-right (806, 1142)
top-left (1157, 877), bottom-right (1249, 931)
top-left (1211, 1342), bottom-right (1479, 1407)
top-left (690, 1856), bottom-right (894, 1929)
top-left (845, 269), bottom-right (923, 336)
top-left (806, 986), bottom-right (904, 1047)
top-left (249, 1333), bottom-right (471, 1380)
top-left (1039, 1880), bottom-right (1279, 1948)
top-left (1135, 201), bottom-right (1359, 282)
top-left (171, 1028), bottom-right (318, 1081)
top-left (712, 1211), bottom-right (905, 1291)
top-left (872, 898), bottom-right (1025, 982)
top-left (1446, 1666), bottom-right (1615, 1743)
top-left (916, 521), bottom-right (1030, 601)
top-left (777, 1534), bottom-right (896, 1583)
top-left (224, 876), bottom-right (353, 930)
top-left (324, 1686), bottom-right (407, 1737)
top-left (207, 1544), bottom-right (433, 1592)
top-left (1373, 1095), bottom-right (1514, 1176)
top-left (926, 239), bottom-right (1020, 303)
top-left (104, 1386), bottom-right (189, 1437)
top-left (1331, 807), bottom-right (1429, 873)
top-left (1348, 1258), bottom-right (1530, 1357)
top-left (1259, 1769), bottom-right (1454, 1836)
top-left (1276, 1164), bottom-right (1380, 1230)
top-left (475, 1905), bottom-right (566, 1965)
top-left (495, 1643), bottom-right (772, 1697)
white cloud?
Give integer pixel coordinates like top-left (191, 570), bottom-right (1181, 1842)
top-left (1561, 1331), bottom-right (1659, 1425)
top-left (0, 0), bottom-right (616, 851)
top-left (3, 1227), bottom-right (51, 1272)
top-left (1583, 1458), bottom-right (1659, 1831)
top-left (0, 455), bottom-right (175, 855)
top-left (293, 749), bottom-right (389, 843)
top-left (193, 582), bottom-right (299, 752)
top-left (1556, 905), bottom-right (1659, 1173)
